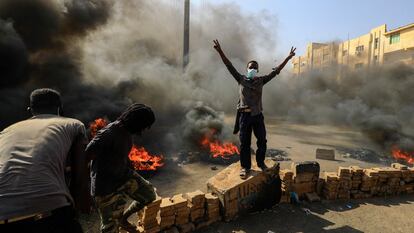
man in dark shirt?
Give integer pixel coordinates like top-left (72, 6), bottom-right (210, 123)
top-left (86, 103), bottom-right (157, 233)
top-left (213, 39), bottom-right (296, 179)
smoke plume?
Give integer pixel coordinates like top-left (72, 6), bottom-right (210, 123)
top-left (0, 0), bottom-right (276, 152)
top-left (0, 0), bottom-right (129, 128)
top-left (1, 0), bottom-right (412, 156)
top-left (263, 64), bottom-right (414, 153)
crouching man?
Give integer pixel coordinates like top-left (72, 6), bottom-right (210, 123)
top-left (86, 103), bottom-right (157, 233)
top-left (0, 88), bottom-right (90, 233)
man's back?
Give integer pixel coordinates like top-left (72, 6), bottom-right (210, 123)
top-left (87, 121), bottom-right (133, 197)
top-left (0, 114), bottom-right (86, 220)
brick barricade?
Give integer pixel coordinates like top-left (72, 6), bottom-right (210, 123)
top-left (135, 162), bottom-right (414, 233)
top-left (319, 164), bottom-right (414, 200)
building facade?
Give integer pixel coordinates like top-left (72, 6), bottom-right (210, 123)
top-left (292, 23), bottom-right (414, 75)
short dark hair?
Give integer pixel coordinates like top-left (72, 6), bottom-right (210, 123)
top-left (30, 88), bottom-right (62, 113)
top-left (247, 60), bottom-right (258, 67)
top-left (117, 103), bottom-right (155, 134)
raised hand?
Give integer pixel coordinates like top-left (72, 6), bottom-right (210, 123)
top-left (288, 47), bottom-right (296, 58)
top-left (213, 39), bottom-right (222, 52)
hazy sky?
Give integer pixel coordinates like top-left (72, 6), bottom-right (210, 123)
top-left (193, 0), bottom-right (414, 57)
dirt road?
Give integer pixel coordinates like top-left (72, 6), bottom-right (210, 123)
top-left (198, 195), bottom-right (414, 233)
top-left (81, 118), bottom-right (414, 233)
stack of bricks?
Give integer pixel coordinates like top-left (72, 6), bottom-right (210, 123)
top-left (374, 167), bottom-right (402, 196)
top-left (184, 190), bottom-right (205, 223)
top-left (137, 162), bottom-right (414, 233)
top-left (194, 193), bottom-right (221, 230)
top-left (137, 197), bottom-right (161, 233)
top-left (319, 164), bottom-right (414, 202)
top-left (207, 160), bottom-right (277, 221)
top-left (322, 172), bottom-right (339, 200)
top-left (394, 163), bottom-right (414, 194)
top-left (158, 198), bottom-right (175, 231)
top-left (291, 162), bottom-right (319, 198)
top-left (279, 169), bottom-right (293, 203)
top-left (360, 168), bottom-right (379, 196)
top-left (171, 194), bottom-right (191, 228)
top-left (159, 192), bottom-right (221, 233)
top-left (349, 166), bottom-right (365, 199)
top-left (204, 193), bottom-right (221, 224)
top-left (337, 167), bottom-right (351, 199)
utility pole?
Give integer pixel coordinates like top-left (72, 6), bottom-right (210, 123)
top-left (183, 0), bottom-right (190, 69)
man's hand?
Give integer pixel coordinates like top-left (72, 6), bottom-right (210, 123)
top-left (289, 47), bottom-right (296, 58)
top-left (273, 46), bottom-right (297, 74)
top-left (213, 39), bottom-right (222, 53)
top-left (288, 47), bottom-right (296, 59)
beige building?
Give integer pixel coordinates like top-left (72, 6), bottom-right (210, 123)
top-left (292, 23), bottom-right (414, 75)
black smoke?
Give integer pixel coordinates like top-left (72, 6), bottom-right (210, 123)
top-left (0, 0), bottom-right (128, 129)
top-left (2, 0), bottom-right (411, 157)
top-left (1, 0), bottom-right (271, 152)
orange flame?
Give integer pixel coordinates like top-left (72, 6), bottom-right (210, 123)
top-left (392, 148), bottom-right (414, 164)
top-left (129, 145), bottom-right (164, 171)
top-left (89, 118), bottom-right (164, 171)
top-left (89, 118), bottom-right (109, 138)
top-left (201, 137), bottom-right (239, 159)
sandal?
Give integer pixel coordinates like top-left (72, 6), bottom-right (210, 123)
top-left (240, 168), bottom-right (249, 179)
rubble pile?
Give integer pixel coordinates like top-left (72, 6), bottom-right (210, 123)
top-left (336, 147), bottom-right (388, 163)
top-left (266, 148), bottom-right (291, 161)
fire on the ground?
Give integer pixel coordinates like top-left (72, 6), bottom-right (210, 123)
top-left (89, 118), bottom-right (164, 171)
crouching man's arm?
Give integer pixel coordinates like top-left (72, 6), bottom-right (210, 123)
top-left (213, 39), bottom-right (243, 83)
top-left (70, 134), bottom-right (91, 213)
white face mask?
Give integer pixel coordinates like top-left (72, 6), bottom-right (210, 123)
top-left (246, 69), bottom-right (257, 79)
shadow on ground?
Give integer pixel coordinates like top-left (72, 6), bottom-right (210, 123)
top-left (198, 204), bottom-right (363, 233)
top-left (197, 195), bottom-right (414, 233)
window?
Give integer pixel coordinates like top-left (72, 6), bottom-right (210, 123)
top-left (356, 45), bottom-right (364, 52)
top-left (293, 63), bottom-right (299, 68)
top-left (355, 45), bottom-right (364, 56)
top-left (355, 63), bottom-right (363, 69)
top-left (374, 38), bottom-right (379, 49)
top-left (323, 53), bottom-right (329, 61)
top-left (342, 50), bottom-right (348, 56)
top-left (301, 62), bottom-right (306, 67)
top-left (390, 34), bottom-right (400, 44)
top-left (374, 55), bottom-right (378, 63)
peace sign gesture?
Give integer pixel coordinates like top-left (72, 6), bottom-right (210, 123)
top-left (288, 47), bottom-right (296, 58)
top-left (213, 39), bottom-right (222, 52)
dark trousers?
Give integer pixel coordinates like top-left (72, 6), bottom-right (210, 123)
top-left (0, 206), bottom-right (83, 233)
top-left (239, 112), bottom-right (267, 169)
